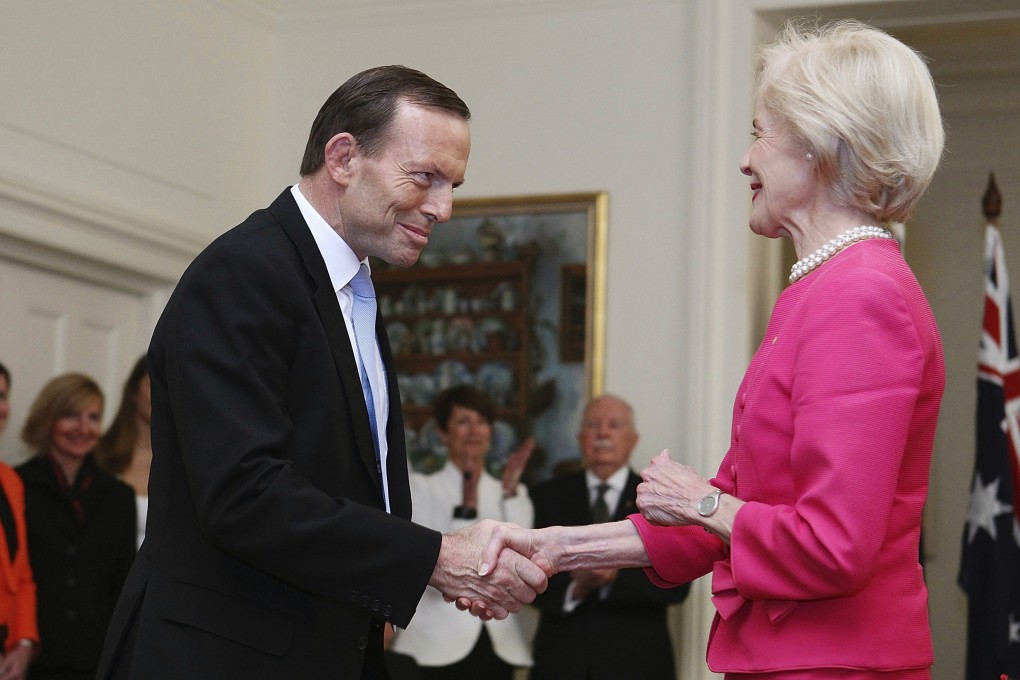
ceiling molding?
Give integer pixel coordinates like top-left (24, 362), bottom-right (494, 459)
top-left (209, 0), bottom-right (681, 29)
top-left (0, 169), bottom-right (205, 285)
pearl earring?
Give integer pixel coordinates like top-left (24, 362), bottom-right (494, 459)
top-left (805, 152), bottom-right (814, 161)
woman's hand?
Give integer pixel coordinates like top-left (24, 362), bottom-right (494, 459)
top-left (638, 450), bottom-right (741, 542)
top-left (501, 437), bottom-right (535, 497)
top-left (636, 450), bottom-right (714, 526)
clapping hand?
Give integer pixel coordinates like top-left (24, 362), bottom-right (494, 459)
top-left (501, 437), bottom-right (535, 497)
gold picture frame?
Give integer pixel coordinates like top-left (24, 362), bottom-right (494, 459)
top-left (374, 192), bottom-right (607, 481)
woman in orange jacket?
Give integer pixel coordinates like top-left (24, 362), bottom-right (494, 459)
top-left (0, 362), bottom-right (39, 680)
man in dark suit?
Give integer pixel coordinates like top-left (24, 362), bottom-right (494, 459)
top-left (96, 65), bottom-right (546, 680)
top-left (528, 394), bottom-right (689, 680)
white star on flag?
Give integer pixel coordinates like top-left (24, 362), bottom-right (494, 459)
top-left (966, 473), bottom-right (1014, 543)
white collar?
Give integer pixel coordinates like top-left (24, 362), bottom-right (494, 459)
top-left (290, 185), bottom-right (365, 292)
top-left (585, 465), bottom-right (629, 492)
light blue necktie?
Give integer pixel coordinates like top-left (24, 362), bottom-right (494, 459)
top-left (349, 264), bottom-right (382, 472)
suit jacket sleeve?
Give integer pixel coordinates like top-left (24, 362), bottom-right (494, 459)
top-left (161, 238), bottom-right (440, 627)
top-left (108, 482), bottom-right (136, 603)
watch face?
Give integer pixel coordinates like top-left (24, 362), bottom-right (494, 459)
top-left (698, 491), bottom-right (720, 516)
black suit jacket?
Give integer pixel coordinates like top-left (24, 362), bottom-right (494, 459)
top-left (97, 189), bottom-right (442, 680)
top-left (528, 469), bottom-right (689, 680)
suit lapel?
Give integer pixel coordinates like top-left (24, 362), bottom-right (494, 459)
top-left (378, 313), bottom-right (412, 518)
top-left (269, 190), bottom-right (384, 498)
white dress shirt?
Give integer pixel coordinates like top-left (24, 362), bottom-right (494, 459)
top-left (290, 185), bottom-right (392, 511)
top-left (563, 465), bottom-right (631, 611)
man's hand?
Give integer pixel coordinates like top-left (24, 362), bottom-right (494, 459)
top-left (570, 567), bottom-right (618, 600)
top-left (429, 520), bottom-right (548, 621)
top-left (445, 522), bottom-right (559, 618)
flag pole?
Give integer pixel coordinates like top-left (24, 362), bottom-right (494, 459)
top-left (984, 172), bottom-right (1002, 226)
top-left (960, 170), bottom-right (1020, 680)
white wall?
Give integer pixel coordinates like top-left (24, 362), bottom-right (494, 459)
top-left (0, 0), bottom-right (277, 452)
top-left (2, 0), bottom-right (1018, 678)
top-left (269, 2), bottom-right (701, 473)
top-left (0, 0), bottom-right (276, 276)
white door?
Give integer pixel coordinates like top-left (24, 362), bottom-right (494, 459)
top-left (0, 257), bottom-right (153, 464)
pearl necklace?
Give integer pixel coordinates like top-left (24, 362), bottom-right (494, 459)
top-left (789, 225), bottom-right (894, 284)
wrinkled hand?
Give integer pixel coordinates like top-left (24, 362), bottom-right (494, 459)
top-left (637, 449), bottom-right (712, 526)
top-left (481, 523), bottom-right (560, 577)
top-left (570, 567), bottom-right (618, 599)
top-left (430, 520), bottom-right (548, 621)
top-left (501, 437), bottom-right (536, 497)
top-left (448, 523), bottom-right (561, 616)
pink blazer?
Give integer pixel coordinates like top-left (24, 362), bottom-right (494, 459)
top-left (632, 240), bottom-right (943, 675)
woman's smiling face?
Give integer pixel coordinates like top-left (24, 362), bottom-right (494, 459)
top-left (740, 104), bottom-right (819, 241)
top-left (50, 395), bottom-right (103, 462)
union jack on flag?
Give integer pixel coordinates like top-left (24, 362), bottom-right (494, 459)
top-left (959, 223), bottom-right (1020, 680)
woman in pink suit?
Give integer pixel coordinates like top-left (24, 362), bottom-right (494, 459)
top-left (479, 19), bottom-right (945, 679)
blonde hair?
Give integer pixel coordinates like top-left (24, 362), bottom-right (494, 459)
top-left (756, 19), bottom-right (945, 222)
top-left (21, 373), bottom-right (104, 453)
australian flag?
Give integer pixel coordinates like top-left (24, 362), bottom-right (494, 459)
top-left (959, 223), bottom-right (1020, 680)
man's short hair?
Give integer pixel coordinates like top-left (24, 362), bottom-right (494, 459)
top-left (299, 65), bottom-right (470, 176)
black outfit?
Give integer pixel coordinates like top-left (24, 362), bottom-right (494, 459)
top-left (96, 189), bottom-right (441, 680)
top-left (17, 454), bottom-right (136, 680)
top-left (528, 468), bottom-right (690, 680)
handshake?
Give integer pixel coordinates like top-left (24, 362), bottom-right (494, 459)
top-left (427, 449), bottom-right (723, 620)
top-left (428, 516), bottom-right (651, 621)
top-left (427, 519), bottom-right (554, 621)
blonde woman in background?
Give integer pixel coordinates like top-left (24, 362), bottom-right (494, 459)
top-left (17, 374), bottom-right (135, 680)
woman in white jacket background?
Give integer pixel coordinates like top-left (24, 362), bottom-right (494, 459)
top-left (389, 385), bottom-right (535, 680)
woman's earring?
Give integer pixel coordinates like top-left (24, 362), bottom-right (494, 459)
top-left (805, 152), bottom-right (814, 161)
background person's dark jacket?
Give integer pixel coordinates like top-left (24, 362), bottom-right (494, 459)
top-left (528, 468), bottom-right (689, 680)
top-left (17, 454), bottom-right (135, 675)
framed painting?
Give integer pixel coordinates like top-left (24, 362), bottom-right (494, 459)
top-left (373, 192), bottom-right (608, 482)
